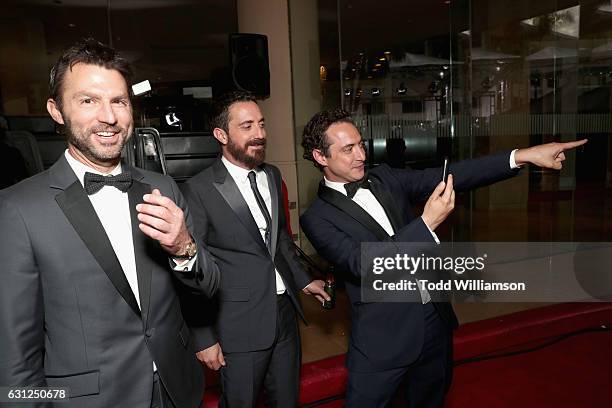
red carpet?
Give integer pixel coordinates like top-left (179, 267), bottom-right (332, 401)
top-left (448, 330), bottom-right (612, 407)
top-left (203, 303), bottom-right (612, 407)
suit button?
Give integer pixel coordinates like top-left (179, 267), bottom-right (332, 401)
top-left (145, 328), bottom-right (155, 337)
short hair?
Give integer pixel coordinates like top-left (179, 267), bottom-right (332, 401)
top-left (210, 91), bottom-right (258, 133)
top-left (49, 38), bottom-right (132, 108)
top-left (301, 108), bottom-right (356, 170)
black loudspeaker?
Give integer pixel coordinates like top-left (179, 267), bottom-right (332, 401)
top-left (229, 33), bottom-right (270, 98)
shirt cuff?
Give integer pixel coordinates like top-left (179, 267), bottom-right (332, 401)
top-left (509, 149), bottom-right (521, 169)
top-left (421, 217), bottom-right (441, 245)
top-left (170, 255), bottom-right (197, 271)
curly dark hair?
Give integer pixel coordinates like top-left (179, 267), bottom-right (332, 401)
top-left (301, 108), bottom-right (356, 170)
top-left (210, 90), bottom-right (258, 133)
top-left (49, 38), bottom-right (132, 109)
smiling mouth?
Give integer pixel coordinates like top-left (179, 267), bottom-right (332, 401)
top-left (95, 131), bottom-right (117, 137)
top-left (92, 129), bottom-right (122, 142)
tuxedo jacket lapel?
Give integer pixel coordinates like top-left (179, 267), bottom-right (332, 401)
top-left (212, 160), bottom-right (269, 254)
top-left (55, 175), bottom-right (141, 318)
top-left (126, 168), bottom-right (153, 326)
top-left (318, 182), bottom-right (390, 241)
top-left (262, 164), bottom-right (279, 259)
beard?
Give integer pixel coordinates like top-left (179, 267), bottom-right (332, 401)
top-left (63, 117), bottom-right (130, 165)
top-left (227, 137), bottom-right (266, 168)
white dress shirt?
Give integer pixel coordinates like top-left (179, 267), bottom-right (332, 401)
top-left (221, 156), bottom-right (287, 294)
top-left (65, 151), bottom-right (141, 307)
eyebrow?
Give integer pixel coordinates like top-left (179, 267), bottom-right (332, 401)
top-left (238, 117), bottom-right (265, 126)
top-left (72, 91), bottom-right (129, 100)
top-left (340, 139), bottom-right (365, 150)
top-left (72, 91), bottom-right (99, 99)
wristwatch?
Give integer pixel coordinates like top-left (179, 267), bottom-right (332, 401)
top-left (177, 239), bottom-right (197, 259)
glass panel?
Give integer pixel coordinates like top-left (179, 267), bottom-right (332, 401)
top-left (323, 0), bottom-right (469, 242)
top-left (469, 0), bottom-right (612, 242)
top-left (313, 0), bottom-right (612, 243)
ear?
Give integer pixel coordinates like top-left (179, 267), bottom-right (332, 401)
top-left (312, 148), bottom-right (328, 168)
top-left (46, 99), bottom-right (65, 125)
top-left (212, 128), bottom-right (228, 145)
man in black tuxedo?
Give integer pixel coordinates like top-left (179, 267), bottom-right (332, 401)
top-left (0, 38), bottom-right (218, 407)
top-left (182, 91), bottom-right (329, 407)
top-left (299, 108), bottom-right (586, 407)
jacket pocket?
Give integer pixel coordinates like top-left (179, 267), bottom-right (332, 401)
top-left (219, 287), bottom-right (250, 302)
top-left (46, 370), bottom-right (99, 398)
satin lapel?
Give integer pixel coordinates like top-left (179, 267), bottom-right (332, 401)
top-left (317, 182), bottom-right (390, 241)
top-left (212, 160), bottom-right (269, 254)
top-left (263, 165), bottom-right (279, 259)
top-left (368, 178), bottom-right (404, 232)
top-left (127, 173), bottom-right (153, 327)
top-left (55, 181), bottom-right (141, 317)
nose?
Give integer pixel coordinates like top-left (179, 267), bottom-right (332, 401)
top-left (97, 101), bottom-right (118, 125)
top-left (255, 125), bottom-right (266, 140)
top-left (355, 142), bottom-right (366, 161)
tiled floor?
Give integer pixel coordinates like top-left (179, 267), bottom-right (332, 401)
top-left (298, 291), bottom-right (351, 363)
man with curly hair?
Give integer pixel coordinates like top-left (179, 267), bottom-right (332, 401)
top-left (299, 108), bottom-right (586, 407)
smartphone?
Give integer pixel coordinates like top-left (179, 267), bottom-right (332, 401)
top-left (442, 157), bottom-right (449, 182)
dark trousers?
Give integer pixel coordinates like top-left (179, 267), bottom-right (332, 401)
top-left (219, 293), bottom-right (301, 408)
top-left (345, 303), bottom-right (453, 408)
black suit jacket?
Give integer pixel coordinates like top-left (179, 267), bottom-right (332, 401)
top-left (0, 156), bottom-right (219, 407)
top-left (182, 159), bottom-right (311, 353)
top-left (300, 151), bottom-right (519, 372)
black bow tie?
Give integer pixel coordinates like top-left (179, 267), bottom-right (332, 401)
top-left (344, 176), bottom-right (371, 199)
top-left (84, 171), bottom-right (132, 195)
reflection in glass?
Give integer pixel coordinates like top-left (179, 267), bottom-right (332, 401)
top-left (316, 0), bottom-right (612, 243)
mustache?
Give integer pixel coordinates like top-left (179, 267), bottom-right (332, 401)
top-left (247, 138), bottom-right (266, 147)
top-left (90, 126), bottom-right (124, 133)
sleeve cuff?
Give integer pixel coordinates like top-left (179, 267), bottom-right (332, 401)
top-left (170, 256), bottom-right (197, 271)
top-left (421, 217), bottom-right (441, 245)
top-left (509, 149), bottom-right (521, 169)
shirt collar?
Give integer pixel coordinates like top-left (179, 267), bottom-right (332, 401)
top-left (64, 150), bottom-right (122, 187)
top-left (324, 176), bottom-right (349, 196)
top-left (221, 155), bottom-right (261, 184)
